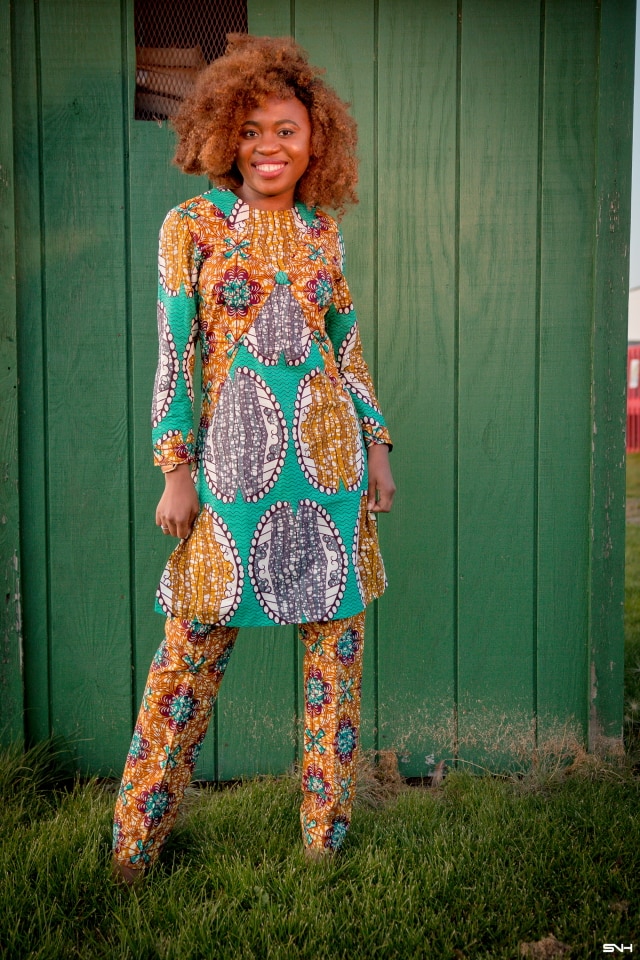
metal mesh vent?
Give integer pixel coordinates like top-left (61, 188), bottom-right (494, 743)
top-left (134, 0), bottom-right (248, 121)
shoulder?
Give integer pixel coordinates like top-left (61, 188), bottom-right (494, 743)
top-left (295, 203), bottom-right (344, 267)
top-left (295, 202), bottom-right (338, 233)
top-left (161, 187), bottom-right (235, 233)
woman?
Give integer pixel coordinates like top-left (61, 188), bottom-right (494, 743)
top-left (112, 34), bottom-right (395, 883)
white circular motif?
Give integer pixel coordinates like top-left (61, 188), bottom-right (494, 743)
top-left (352, 507), bottom-right (366, 606)
top-left (248, 499), bottom-right (348, 624)
top-left (293, 369), bottom-right (364, 493)
top-left (152, 301), bottom-right (180, 428)
top-left (336, 324), bottom-right (381, 412)
top-left (182, 319), bottom-right (198, 405)
top-left (203, 367), bottom-right (288, 504)
top-left (202, 505), bottom-right (244, 623)
top-left (243, 285), bottom-right (312, 367)
top-left (155, 504), bottom-right (244, 625)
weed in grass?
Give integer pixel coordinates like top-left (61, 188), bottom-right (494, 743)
top-left (519, 933), bottom-right (571, 958)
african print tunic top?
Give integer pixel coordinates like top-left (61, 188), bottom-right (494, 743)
top-left (152, 186), bottom-right (391, 627)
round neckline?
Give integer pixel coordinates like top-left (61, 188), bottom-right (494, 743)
top-left (244, 201), bottom-right (297, 216)
top-left (231, 192), bottom-right (296, 215)
top-left (202, 187), bottom-right (317, 232)
top-left (225, 193), bottom-right (309, 237)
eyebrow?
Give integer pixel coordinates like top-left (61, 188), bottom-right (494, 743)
top-left (241, 119), bottom-right (301, 128)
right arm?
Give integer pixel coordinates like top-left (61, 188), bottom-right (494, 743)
top-left (155, 464), bottom-right (199, 539)
top-left (151, 205), bottom-right (202, 538)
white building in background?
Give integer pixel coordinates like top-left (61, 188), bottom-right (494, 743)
top-left (630, 289), bottom-right (640, 342)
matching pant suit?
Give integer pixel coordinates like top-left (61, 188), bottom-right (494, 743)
top-left (112, 612), bottom-right (365, 870)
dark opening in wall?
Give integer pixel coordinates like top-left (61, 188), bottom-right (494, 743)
top-left (134, 0), bottom-right (248, 121)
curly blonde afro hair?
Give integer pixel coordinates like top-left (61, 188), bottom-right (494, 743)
top-left (173, 34), bottom-right (358, 213)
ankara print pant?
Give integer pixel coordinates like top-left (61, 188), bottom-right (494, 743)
top-left (112, 611), bottom-right (366, 871)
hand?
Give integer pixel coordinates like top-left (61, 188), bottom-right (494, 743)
top-left (156, 464), bottom-right (200, 539)
top-left (366, 444), bottom-right (396, 513)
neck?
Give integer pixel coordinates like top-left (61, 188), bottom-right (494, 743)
top-left (235, 185), bottom-right (295, 211)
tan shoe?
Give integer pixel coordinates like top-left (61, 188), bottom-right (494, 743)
top-left (303, 845), bottom-right (335, 863)
top-left (111, 857), bottom-right (145, 887)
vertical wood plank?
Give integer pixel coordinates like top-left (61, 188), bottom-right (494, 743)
top-left (457, 0), bottom-right (541, 767)
top-left (125, 0), bottom-right (298, 782)
top-left (12, 0), bottom-right (50, 743)
top-left (122, 0), bottom-right (239, 780)
top-left (294, 0), bottom-right (378, 751)
top-left (124, 0), bottom-right (217, 774)
top-left (248, 0), bottom-right (292, 37)
top-left (127, 120), bottom-right (214, 775)
top-left (217, 0), bottom-right (298, 779)
top-left (589, 0), bottom-right (634, 748)
top-left (215, 627), bottom-right (298, 780)
top-left (377, 0), bottom-right (458, 776)
top-left (39, 0), bottom-right (131, 774)
top-left (535, 0), bottom-right (599, 745)
top-left (0, 0), bottom-right (24, 744)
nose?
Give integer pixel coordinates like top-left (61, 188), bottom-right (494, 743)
top-left (256, 131), bottom-right (280, 154)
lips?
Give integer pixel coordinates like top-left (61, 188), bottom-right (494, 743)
top-left (253, 161), bottom-right (287, 179)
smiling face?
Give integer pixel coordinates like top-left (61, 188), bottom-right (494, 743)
top-left (234, 96), bottom-right (312, 210)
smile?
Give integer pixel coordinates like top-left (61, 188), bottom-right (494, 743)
top-left (253, 162), bottom-right (287, 177)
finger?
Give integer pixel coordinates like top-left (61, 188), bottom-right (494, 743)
top-left (367, 477), bottom-right (377, 511)
top-left (176, 519), bottom-right (192, 540)
top-left (373, 488), bottom-right (395, 513)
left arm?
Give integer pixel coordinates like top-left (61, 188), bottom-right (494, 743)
top-left (366, 442), bottom-right (396, 513)
top-left (324, 228), bottom-right (395, 512)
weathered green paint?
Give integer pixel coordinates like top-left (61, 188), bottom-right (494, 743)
top-left (292, 0), bottom-right (380, 750)
top-left (536, 0), bottom-right (598, 745)
top-left (13, 0), bottom-right (49, 746)
top-left (6, 0), bottom-right (632, 776)
top-left (589, 0), bottom-right (634, 749)
top-left (376, 0), bottom-right (458, 766)
top-left (456, 0), bottom-right (541, 766)
top-left (37, 0), bottom-right (132, 773)
top-left (0, 0), bottom-right (24, 744)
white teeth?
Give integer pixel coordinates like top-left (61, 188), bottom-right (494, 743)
top-left (256, 163), bottom-right (285, 172)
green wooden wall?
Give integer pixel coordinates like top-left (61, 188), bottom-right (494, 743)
top-left (2, 0), bottom-right (633, 777)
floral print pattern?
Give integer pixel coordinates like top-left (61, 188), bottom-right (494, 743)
top-left (298, 613), bottom-right (365, 852)
top-left (213, 266), bottom-right (262, 318)
top-left (112, 611), bottom-right (365, 872)
top-left (305, 667), bottom-right (332, 716)
top-left (302, 764), bottom-right (333, 806)
top-left (127, 724), bottom-right (150, 766)
top-left (305, 269), bottom-right (333, 308)
top-left (325, 815), bottom-right (349, 851)
top-left (137, 783), bottom-right (175, 827)
top-left (334, 718), bottom-right (358, 764)
top-left (159, 684), bottom-right (199, 731)
top-left (336, 626), bottom-right (361, 665)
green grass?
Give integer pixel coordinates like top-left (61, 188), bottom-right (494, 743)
top-left (2, 466), bottom-right (640, 959)
top-left (0, 742), bottom-right (638, 960)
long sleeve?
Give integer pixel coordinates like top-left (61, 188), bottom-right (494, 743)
top-left (151, 205), bottom-right (201, 466)
top-left (325, 233), bottom-right (392, 450)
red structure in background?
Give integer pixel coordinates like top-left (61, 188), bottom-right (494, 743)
top-left (628, 345), bottom-right (640, 452)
